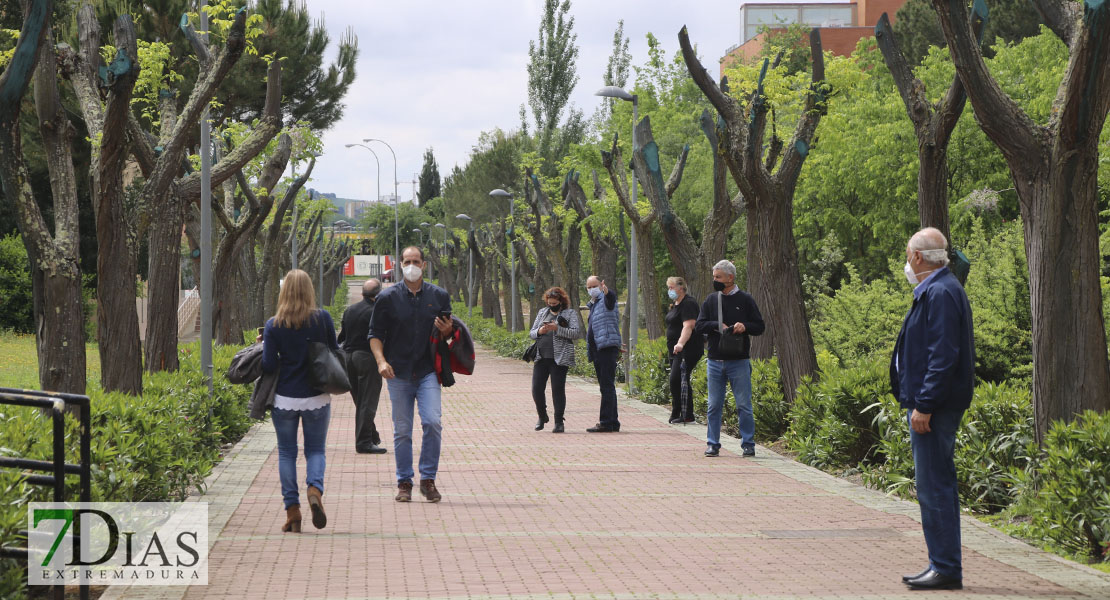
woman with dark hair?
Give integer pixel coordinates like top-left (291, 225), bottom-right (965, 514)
top-left (528, 287), bottom-right (581, 433)
top-left (261, 269), bottom-right (339, 533)
top-left (665, 276), bottom-right (703, 423)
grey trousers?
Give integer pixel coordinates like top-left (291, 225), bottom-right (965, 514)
top-left (345, 350), bottom-right (383, 448)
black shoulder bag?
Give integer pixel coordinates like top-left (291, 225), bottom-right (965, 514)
top-left (716, 291), bottom-right (748, 357)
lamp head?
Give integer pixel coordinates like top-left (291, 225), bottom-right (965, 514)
top-left (595, 86), bottom-right (635, 102)
top-left (489, 188), bottom-right (512, 199)
top-left (456, 213), bottom-right (472, 221)
top-left (344, 144), bottom-right (356, 148)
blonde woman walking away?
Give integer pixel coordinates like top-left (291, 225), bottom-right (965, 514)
top-left (261, 269), bottom-right (339, 532)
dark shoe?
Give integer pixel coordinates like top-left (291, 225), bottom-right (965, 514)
top-left (903, 568), bottom-right (931, 583)
top-left (905, 569), bottom-right (962, 590)
top-left (681, 417), bottom-right (696, 423)
top-left (668, 417), bottom-right (681, 424)
top-left (586, 423), bottom-right (619, 432)
top-left (395, 481), bottom-right (413, 502)
top-left (281, 505), bottom-right (301, 533)
top-left (535, 419), bottom-right (546, 431)
top-left (742, 447), bottom-right (756, 457)
top-left (306, 486), bottom-right (326, 529)
top-left (419, 479), bottom-right (441, 503)
top-left (357, 444), bottom-right (388, 454)
top-left (705, 446), bottom-right (720, 457)
top-left (552, 421), bottom-right (564, 433)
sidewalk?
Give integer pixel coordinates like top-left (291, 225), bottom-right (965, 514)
top-left (105, 346), bottom-right (1110, 600)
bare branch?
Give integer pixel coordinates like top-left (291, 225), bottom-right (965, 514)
top-left (776, 29), bottom-right (828, 189)
top-left (678, 25), bottom-right (744, 126)
top-left (178, 12), bottom-right (213, 67)
top-left (664, 143), bottom-right (689, 197)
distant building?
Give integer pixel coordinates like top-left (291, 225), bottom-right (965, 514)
top-left (721, 0), bottom-right (907, 72)
top-left (345, 200), bottom-right (371, 220)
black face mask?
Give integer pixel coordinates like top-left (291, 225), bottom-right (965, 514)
top-left (712, 280), bottom-right (726, 292)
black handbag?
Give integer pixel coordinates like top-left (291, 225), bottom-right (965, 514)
top-left (716, 291), bottom-right (748, 357)
top-left (522, 341), bottom-right (539, 363)
top-left (308, 341), bottom-right (351, 394)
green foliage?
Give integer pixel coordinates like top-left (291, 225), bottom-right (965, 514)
top-left (785, 356), bottom-right (890, 470)
top-left (631, 336), bottom-right (669, 405)
top-left (1008, 410), bottom-right (1110, 562)
top-left (0, 342), bottom-right (255, 597)
top-left (962, 219), bottom-right (1032, 383)
top-left (862, 382), bottom-right (1034, 513)
top-left (0, 235), bottom-right (32, 333)
top-left (810, 263), bottom-right (909, 366)
top-left (893, 0), bottom-right (1043, 66)
top-left (326, 277), bottom-right (348, 324)
top-left (417, 148), bottom-right (441, 208)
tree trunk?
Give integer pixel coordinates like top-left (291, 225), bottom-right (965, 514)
top-left (1025, 151), bottom-right (1110, 439)
top-left (917, 146), bottom-right (951, 240)
top-left (750, 188), bottom-right (818, 401)
top-left (746, 216), bottom-right (776, 360)
top-left (144, 190), bottom-right (184, 371)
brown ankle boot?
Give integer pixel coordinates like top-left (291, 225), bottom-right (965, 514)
top-left (307, 486), bottom-right (327, 529)
top-left (281, 505), bottom-right (301, 533)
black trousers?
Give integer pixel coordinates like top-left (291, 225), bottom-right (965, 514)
top-left (669, 351), bottom-right (701, 421)
top-left (344, 349), bottom-right (382, 449)
top-left (531, 357), bottom-right (568, 422)
top-left (593, 346), bottom-right (620, 428)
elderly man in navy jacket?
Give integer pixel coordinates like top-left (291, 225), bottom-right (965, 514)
top-left (890, 227), bottom-right (975, 591)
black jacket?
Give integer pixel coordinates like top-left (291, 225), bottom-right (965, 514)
top-left (695, 288), bottom-right (765, 360)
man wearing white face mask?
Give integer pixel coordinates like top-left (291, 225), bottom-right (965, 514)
top-left (584, 275), bottom-right (621, 432)
top-left (890, 227), bottom-right (975, 591)
top-left (370, 246), bottom-right (454, 503)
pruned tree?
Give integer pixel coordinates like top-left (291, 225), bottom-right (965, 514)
top-left (929, 0), bottom-right (1110, 438)
top-left (563, 170), bottom-right (619, 290)
top-left (874, 10), bottom-right (986, 241)
top-left (211, 134), bottom-right (292, 344)
top-left (680, 26), bottom-right (829, 401)
top-left (140, 18), bottom-right (283, 372)
top-left (256, 159), bottom-right (315, 321)
top-left (601, 132), bottom-right (665, 339)
top-left (0, 0), bottom-right (88, 394)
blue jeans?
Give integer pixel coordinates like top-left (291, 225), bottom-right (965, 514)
top-left (272, 404), bottom-right (331, 509)
top-left (909, 407), bottom-right (965, 580)
top-left (387, 372), bottom-right (442, 483)
top-left (706, 358), bottom-right (753, 450)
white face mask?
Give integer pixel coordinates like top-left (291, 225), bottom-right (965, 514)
top-left (587, 287), bottom-right (602, 300)
top-left (402, 264), bottom-right (422, 283)
top-left (903, 262), bottom-right (918, 285)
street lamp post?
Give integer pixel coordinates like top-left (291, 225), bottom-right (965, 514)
top-left (457, 214), bottom-right (474, 319)
top-left (489, 189), bottom-right (516, 332)
top-left (344, 141), bottom-right (382, 270)
top-left (595, 86), bottom-right (639, 393)
top-left (364, 138), bottom-right (399, 272)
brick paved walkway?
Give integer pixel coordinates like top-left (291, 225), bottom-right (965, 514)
top-left (104, 346), bottom-right (1110, 600)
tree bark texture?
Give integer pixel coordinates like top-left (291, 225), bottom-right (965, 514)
top-left (930, 0), bottom-right (1110, 439)
top-left (680, 25), bottom-right (824, 401)
top-left (601, 134), bottom-right (665, 339)
top-left (565, 171), bottom-right (618, 300)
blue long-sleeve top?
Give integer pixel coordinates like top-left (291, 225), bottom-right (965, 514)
top-left (261, 310), bottom-right (339, 398)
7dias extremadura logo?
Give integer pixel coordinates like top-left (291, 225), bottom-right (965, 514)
top-left (29, 503), bottom-right (208, 586)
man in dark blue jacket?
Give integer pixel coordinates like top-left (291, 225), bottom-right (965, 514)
top-left (890, 227), bottom-right (975, 591)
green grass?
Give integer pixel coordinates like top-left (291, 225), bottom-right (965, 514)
top-left (0, 331), bottom-right (101, 390)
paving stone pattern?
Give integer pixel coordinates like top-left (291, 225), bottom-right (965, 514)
top-left (103, 347), bottom-right (1110, 600)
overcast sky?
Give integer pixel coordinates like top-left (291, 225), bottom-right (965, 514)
top-left (302, 1), bottom-right (742, 201)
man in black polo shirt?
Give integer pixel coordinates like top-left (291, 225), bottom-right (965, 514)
top-left (369, 247), bottom-right (453, 503)
top-left (338, 278), bottom-right (386, 454)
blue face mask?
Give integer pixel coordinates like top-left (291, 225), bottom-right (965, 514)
top-left (667, 289), bottom-right (678, 301)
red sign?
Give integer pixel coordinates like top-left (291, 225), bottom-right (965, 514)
top-left (343, 257), bottom-right (355, 276)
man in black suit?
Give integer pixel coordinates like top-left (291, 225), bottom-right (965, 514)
top-left (891, 227), bottom-right (975, 590)
top-left (338, 278), bottom-right (387, 454)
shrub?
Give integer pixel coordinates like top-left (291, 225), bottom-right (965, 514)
top-left (810, 264), bottom-right (909, 367)
top-left (862, 381), bottom-right (1035, 514)
top-left (0, 234), bottom-right (33, 333)
top-left (1009, 410), bottom-right (1110, 562)
top-left (631, 336), bottom-right (669, 405)
top-left (784, 356), bottom-right (890, 470)
top-left (0, 342), bottom-right (255, 598)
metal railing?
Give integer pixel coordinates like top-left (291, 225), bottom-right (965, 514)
top-left (0, 388), bottom-right (91, 600)
top-left (178, 286), bottom-right (201, 338)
